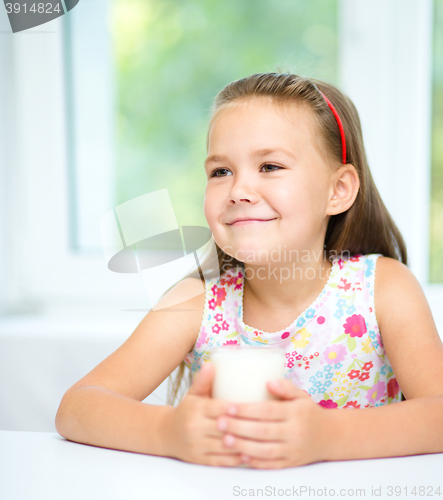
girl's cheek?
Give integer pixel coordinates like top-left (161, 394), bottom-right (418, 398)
top-left (203, 192), bottom-right (212, 218)
top-left (204, 185), bottom-right (224, 216)
top-left (203, 206), bottom-right (219, 235)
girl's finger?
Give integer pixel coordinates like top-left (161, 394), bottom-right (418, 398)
top-left (188, 362), bottom-right (215, 397)
top-left (267, 379), bottom-right (310, 400)
top-left (222, 434), bottom-right (284, 460)
top-left (203, 401), bottom-right (240, 419)
top-left (204, 417), bottom-right (227, 439)
top-left (204, 453), bottom-right (244, 468)
top-left (204, 436), bottom-right (242, 455)
top-left (185, 394), bottom-right (238, 419)
top-left (227, 401), bottom-right (286, 421)
top-left (244, 456), bottom-right (289, 469)
top-left (216, 415), bottom-right (283, 441)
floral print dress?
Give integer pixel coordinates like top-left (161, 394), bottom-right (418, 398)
top-left (184, 254), bottom-right (402, 408)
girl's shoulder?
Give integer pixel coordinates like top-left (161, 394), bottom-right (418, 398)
top-left (370, 254), bottom-right (412, 295)
top-left (369, 255), bottom-right (443, 399)
top-left (153, 276), bottom-right (207, 346)
top-left (371, 255), bottom-right (417, 314)
top-left (370, 254), bottom-right (430, 344)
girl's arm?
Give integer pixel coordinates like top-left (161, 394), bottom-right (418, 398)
top-left (55, 278), bottom-right (242, 466)
top-left (215, 257), bottom-right (443, 468)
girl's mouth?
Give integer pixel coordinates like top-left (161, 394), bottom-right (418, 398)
top-left (229, 218), bottom-right (277, 226)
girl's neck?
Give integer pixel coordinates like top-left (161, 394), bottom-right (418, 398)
top-left (242, 257), bottom-right (333, 316)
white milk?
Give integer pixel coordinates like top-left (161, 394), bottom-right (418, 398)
top-left (211, 347), bottom-right (285, 402)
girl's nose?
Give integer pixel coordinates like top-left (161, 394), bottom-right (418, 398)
top-left (227, 174), bottom-right (260, 205)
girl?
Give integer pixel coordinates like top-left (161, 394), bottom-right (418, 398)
top-left (56, 73), bottom-right (443, 469)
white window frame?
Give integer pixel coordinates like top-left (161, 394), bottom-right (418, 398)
top-left (0, 8), bottom-right (151, 316)
top-left (339, 0), bottom-right (443, 329)
top-left (0, 0), bottom-right (442, 330)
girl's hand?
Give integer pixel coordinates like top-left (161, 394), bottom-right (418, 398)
top-left (161, 362), bottom-right (243, 467)
top-left (216, 379), bottom-right (331, 469)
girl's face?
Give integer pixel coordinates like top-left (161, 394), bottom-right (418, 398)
top-left (204, 97), bottom-right (336, 265)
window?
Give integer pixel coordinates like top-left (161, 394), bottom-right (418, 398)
top-left (431, 0), bottom-right (443, 283)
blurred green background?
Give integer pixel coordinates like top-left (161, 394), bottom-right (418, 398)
top-left (109, 0), bottom-right (338, 234)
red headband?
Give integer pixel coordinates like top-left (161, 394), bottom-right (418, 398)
top-left (319, 91), bottom-right (347, 165)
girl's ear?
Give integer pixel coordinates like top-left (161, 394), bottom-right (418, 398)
top-left (326, 164), bottom-right (360, 216)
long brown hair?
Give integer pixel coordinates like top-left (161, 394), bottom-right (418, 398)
top-left (167, 72), bottom-right (408, 405)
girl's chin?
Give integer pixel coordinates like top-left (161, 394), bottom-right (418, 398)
top-left (216, 237), bottom-right (295, 263)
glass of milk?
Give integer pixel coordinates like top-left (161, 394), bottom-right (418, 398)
top-left (210, 346), bottom-right (285, 402)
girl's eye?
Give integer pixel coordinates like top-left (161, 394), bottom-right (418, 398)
top-left (211, 168), bottom-right (231, 178)
top-left (210, 164), bottom-right (282, 177)
top-left (261, 164), bottom-right (282, 172)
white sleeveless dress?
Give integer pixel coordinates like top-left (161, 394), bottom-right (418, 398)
top-left (184, 254), bottom-right (402, 408)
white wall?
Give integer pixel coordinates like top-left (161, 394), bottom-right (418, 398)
top-left (0, 315), bottom-right (171, 432)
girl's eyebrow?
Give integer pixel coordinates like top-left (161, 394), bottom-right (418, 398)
top-left (204, 147), bottom-right (295, 169)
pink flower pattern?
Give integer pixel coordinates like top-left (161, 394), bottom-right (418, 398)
top-left (365, 381), bottom-right (386, 403)
top-left (343, 314), bottom-right (367, 338)
top-left (223, 340), bottom-right (239, 346)
top-left (323, 344), bottom-right (347, 364)
top-left (319, 399), bottom-right (338, 409)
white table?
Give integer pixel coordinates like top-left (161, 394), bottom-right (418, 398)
top-left (1, 431), bottom-right (442, 500)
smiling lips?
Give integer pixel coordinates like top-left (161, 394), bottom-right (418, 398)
top-left (228, 218), bottom-right (277, 226)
